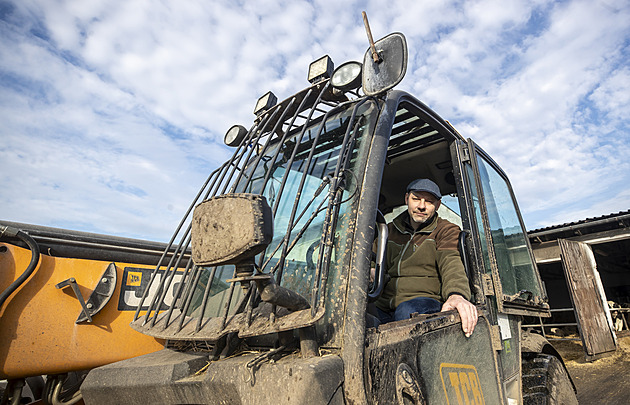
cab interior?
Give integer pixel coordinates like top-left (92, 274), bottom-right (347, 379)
top-left (378, 101), bottom-right (463, 227)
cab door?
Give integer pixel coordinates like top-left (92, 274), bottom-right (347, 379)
top-left (455, 139), bottom-right (550, 403)
top-left (461, 140), bottom-right (548, 316)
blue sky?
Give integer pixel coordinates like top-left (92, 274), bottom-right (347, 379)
top-left (1, 0), bottom-right (629, 241)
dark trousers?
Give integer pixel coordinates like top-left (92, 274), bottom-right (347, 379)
top-left (375, 297), bottom-right (442, 325)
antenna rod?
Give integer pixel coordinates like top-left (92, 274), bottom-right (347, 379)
top-left (362, 11), bottom-right (381, 63)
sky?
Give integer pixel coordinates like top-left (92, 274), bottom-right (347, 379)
top-left (1, 0), bottom-right (629, 242)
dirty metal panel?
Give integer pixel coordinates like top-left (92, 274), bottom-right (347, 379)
top-left (82, 348), bottom-right (345, 405)
top-left (559, 239), bottom-right (618, 360)
top-left (366, 313), bottom-right (503, 404)
top-left (417, 318), bottom-right (503, 404)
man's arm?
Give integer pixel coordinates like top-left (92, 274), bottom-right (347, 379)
top-left (435, 220), bottom-right (478, 336)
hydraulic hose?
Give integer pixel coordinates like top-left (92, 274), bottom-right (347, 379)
top-left (0, 225), bottom-right (41, 310)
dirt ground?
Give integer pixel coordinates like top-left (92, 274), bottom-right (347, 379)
top-left (551, 333), bottom-right (630, 404)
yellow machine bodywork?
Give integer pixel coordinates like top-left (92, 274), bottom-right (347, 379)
top-left (0, 242), bottom-right (165, 379)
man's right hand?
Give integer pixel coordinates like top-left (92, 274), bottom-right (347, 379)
top-left (441, 294), bottom-right (478, 338)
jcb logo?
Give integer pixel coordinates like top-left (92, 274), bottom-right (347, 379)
top-left (126, 271), bottom-right (142, 286)
top-left (440, 363), bottom-right (485, 405)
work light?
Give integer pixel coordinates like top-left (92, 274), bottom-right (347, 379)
top-left (224, 124), bottom-right (248, 147)
top-left (331, 61), bottom-right (362, 92)
top-left (254, 91), bottom-right (277, 116)
top-left (307, 55), bottom-right (334, 84)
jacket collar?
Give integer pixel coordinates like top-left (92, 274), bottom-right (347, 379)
top-left (392, 210), bottom-right (439, 235)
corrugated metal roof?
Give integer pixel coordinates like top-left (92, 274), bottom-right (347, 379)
top-left (528, 210), bottom-right (630, 239)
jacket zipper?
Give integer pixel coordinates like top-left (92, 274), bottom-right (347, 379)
top-left (390, 235), bottom-right (414, 309)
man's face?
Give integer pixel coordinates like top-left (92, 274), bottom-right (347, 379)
top-left (405, 191), bottom-right (440, 229)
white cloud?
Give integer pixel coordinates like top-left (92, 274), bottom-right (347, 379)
top-left (1, 0), bottom-right (629, 240)
top-left (560, 187), bottom-right (630, 223)
top-left (589, 67), bottom-right (630, 123)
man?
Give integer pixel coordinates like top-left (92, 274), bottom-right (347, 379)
top-left (374, 178), bottom-right (478, 337)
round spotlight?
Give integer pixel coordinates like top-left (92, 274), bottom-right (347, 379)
top-left (331, 61), bottom-right (363, 92)
top-left (224, 125), bottom-right (248, 147)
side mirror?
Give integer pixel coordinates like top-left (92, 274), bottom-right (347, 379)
top-left (362, 32), bottom-right (408, 96)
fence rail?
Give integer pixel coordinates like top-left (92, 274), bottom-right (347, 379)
top-left (522, 307), bottom-right (630, 340)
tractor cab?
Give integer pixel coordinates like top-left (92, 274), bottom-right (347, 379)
top-left (81, 30), bottom-right (574, 405)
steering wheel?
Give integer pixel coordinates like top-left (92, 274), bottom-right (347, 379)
top-left (306, 239), bottom-right (320, 271)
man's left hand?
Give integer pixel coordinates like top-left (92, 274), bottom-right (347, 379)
top-left (441, 294), bottom-right (478, 338)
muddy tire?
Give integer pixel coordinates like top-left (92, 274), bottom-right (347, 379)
top-left (522, 353), bottom-right (578, 405)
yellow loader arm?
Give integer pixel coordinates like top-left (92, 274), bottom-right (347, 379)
top-left (0, 226), bottom-right (168, 380)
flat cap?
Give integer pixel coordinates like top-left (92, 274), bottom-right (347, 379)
top-left (406, 178), bottom-right (441, 199)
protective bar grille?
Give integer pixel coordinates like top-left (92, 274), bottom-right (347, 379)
top-left (130, 82), bottom-right (372, 340)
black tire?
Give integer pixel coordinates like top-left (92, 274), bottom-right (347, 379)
top-left (522, 353), bottom-right (578, 405)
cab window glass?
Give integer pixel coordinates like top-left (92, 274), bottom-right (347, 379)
top-left (439, 194), bottom-right (462, 229)
top-left (475, 154), bottom-right (541, 298)
top-left (464, 164), bottom-right (491, 274)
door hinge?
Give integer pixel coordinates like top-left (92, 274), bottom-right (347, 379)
top-left (461, 144), bottom-right (471, 163)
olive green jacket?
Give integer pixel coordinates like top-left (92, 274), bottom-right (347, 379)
top-left (375, 211), bottom-right (471, 311)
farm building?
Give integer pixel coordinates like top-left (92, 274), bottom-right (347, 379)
top-left (527, 210), bottom-right (630, 360)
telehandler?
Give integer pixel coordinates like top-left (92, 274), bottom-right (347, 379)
top-left (1, 24), bottom-right (577, 405)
